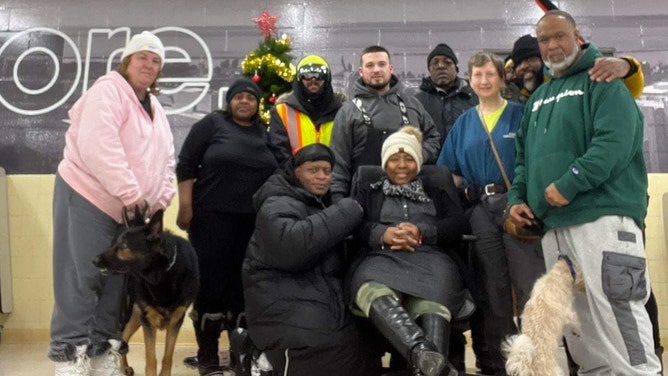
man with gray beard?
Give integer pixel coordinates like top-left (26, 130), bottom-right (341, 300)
top-left (508, 33), bottom-right (644, 103)
top-left (506, 10), bottom-right (661, 375)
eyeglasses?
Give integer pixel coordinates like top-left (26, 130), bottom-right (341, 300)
top-left (300, 72), bottom-right (326, 81)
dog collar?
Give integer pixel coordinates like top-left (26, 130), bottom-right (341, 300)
top-left (165, 244), bottom-right (177, 272)
top-left (557, 254), bottom-right (577, 280)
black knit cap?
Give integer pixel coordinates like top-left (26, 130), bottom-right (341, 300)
top-left (511, 34), bottom-right (541, 66)
top-left (293, 143), bottom-right (335, 167)
top-left (427, 43), bottom-right (458, 66)
top-left (225, 78), bottom-right (261, 104)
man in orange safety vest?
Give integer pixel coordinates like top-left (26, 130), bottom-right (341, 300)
top-left (269, 54), bottom-right (346, 166)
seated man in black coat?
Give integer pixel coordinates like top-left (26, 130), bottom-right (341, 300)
top-left (242, 144), bottom-right (380, 376)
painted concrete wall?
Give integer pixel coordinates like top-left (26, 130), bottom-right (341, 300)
top-left (1, 174), bottom-right (666, 347)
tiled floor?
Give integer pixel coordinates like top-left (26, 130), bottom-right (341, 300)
top-left (1, 341), bottom-right (454, 376)
top-left (0, 342), bottom-right (205, 376)
top-left (0, 340), bottom-right (664, 375)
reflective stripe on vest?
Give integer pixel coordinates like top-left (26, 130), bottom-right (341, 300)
top-left (276, 103), bottom-right (334, 154)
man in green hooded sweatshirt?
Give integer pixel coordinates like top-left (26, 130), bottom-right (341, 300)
top-left (506, 10), bottom-right (661, 376)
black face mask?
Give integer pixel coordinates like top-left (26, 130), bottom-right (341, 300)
top-left (294, 77), bottom-right (334, 118)
top-left (300, 81), bottom-right (326, 101)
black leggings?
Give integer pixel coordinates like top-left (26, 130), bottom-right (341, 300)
top-left (189, 210), bottom-right (256, 316)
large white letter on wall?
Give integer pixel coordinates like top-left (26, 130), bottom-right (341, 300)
top-left (0, 27), bottom-right (82, 116)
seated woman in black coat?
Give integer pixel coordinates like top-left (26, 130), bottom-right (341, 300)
top-left (349, 126), bottom-right (472, 376)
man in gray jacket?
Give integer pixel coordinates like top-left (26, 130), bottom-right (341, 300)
top-left (329, 45), bottom-right (441, 201)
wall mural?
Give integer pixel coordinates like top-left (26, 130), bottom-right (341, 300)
top-left (1, 3), bottom-right (668, 174)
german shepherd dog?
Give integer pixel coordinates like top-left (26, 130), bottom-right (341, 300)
top-left (93, 208), bottom-right (199, 376)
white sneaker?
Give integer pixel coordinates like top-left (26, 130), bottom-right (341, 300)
top-left (89, 339), bottom-right (123, 376)
top-left (54, 345), bottom-right (90, 376)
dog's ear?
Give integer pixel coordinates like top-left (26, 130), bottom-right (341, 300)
top-left (122, 206), bottom-right (149, 228)
top-left (134, 206), bottom-right (145, 225)
top-left (147, 209), bottom-right (164, 240)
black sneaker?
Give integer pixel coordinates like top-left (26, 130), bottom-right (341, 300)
top-left (198, 364), bottom-right (226, 376)
top-left (183, 355), bottom-right (198, 369)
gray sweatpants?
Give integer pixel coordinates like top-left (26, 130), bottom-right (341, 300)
top-left (49, 174), bottom-right (124, 360)
top-left (542, 215), bottom-right (661, 375)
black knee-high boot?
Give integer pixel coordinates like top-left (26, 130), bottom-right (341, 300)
top-left (418, 314), bottom-right (450, 356)
top-left (418, 314), bottom-right (457, 376)
top-left (368, 296), bottom-right (445, 376)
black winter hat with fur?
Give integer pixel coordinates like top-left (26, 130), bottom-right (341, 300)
top-left (427, 43), bottom-right (458, 66)
top-left (511, 34), bottom-right (541, 66)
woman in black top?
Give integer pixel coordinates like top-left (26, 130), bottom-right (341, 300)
top-left (349, 126), bottom-right (471, 376)
top-left (176, 78), bottom-right (277, 376)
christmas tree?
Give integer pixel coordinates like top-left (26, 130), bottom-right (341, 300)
top-left (241, 9), bottom-right (296, 124)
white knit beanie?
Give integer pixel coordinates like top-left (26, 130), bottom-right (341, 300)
top-left (121, 31), bottom-right (165, 68)
top-left (381, 126), bottom-right (424, 173)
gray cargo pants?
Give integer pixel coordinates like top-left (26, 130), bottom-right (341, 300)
top-left (542, 215), bottom-right (661, 375)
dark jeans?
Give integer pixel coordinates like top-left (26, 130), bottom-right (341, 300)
top-left (468, 194), bottom-right (545, 375)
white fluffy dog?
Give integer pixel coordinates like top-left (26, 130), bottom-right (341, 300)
top-left (504, 259), bottom-right (584, 376)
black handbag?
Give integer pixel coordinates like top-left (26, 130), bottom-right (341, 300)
top-left (477, 107), bottom-right (542, 241)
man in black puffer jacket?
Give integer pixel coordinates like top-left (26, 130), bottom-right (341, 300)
top-left (242, 144), bottom-right (380, 376)
top-left (416, 43), bottom-right (492, 375)
top-left (415, 43), bottom-right (478, 146)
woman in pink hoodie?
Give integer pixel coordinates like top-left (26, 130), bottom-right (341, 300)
top-left (49, 31), bottom-right (175, 376)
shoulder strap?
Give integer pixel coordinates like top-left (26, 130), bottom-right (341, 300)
top-left (352, 93), bottom-right (411, 127)
top-left (352, 97), bottom-right (372, 125)
top-left (477, 107), bottom-right (512, 189)
top-left (395, 93), bottom-right (411, 126)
